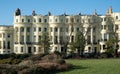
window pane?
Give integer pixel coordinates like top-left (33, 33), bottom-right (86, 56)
top-left (27, 27), bottom-right (30, 32)
top-left (76, 19), bottom-right (79, 22)
top-left (28, 19), bottom-right (30, 22)
top-left (34, 27), bottom-right (36, 32)
top-left (34, 47), bottom-right (36, 52)
top-left (15, 47), bottom-right (18, 52)
top-left (71, 27), bottom-right (74, 32)
top-left (16, 19), bottom-right (18, 22)
top-left (34, 18), bottom-right (36, 22)
top-left (44, 19), bottom-right (47, 23)
top-left (21, 47), bottom-right (23, 52)
top-left (71, 18), bottom-right (74, 23)
top-left (39, 35), bottom-right (41, 42)
top-left (34, 36), bottom-right (36, 42)
top-left (27, 35), bottom-right (30, 41)
top-left (55, 27), bottom-right (58, 32)
top-left (66, 28), bottom-right (68, 32)
top-left (8, 34), bottom-right (10, 38)
top-left (76, 27), bottom-right (79, 32)
top-left (22, 19), bottom-right (24, 22)
top-left (20, 27), bottom-right (24, 32)
top-left (66, 18), bottom-right (68, 22)
top-left (44, 28), bottom-right (47, 32)
top-left (50, 27), bottom-right (52, 32)
top-left (39, 18), bottom-right (42, 22)
top-left (116, 16), bottom-right (118, 19)
top-left (60, 27), bottom-right (63, 32)
top-left (55, 19), bottom-right (57, 22)
top-left (39, 27), bottom-right (41, 32)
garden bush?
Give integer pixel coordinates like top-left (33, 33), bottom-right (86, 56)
top-left (0, 58), bottom-right (21, 64)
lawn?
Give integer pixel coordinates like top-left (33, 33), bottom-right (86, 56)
top-left (57, 59), bottom-right (120, 74)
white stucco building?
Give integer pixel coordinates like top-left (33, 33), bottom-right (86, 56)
top-left (0, 6), bottom-right (120, 54)
top-left (0, 25), bottom-right (14, 54)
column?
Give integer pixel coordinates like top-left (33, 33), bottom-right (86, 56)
top-left (69, 25), bottom-right (72, 43)
top-left (91, 27), bottom-right (93, 52)
top-left (24, 27), bottom-right (26, 43)
top-left (91, 27), bottom-right (93, 44)
top-left (18, 27), bottom-right (21, 43)
top-left (58, 27), bottom-right (60, 44)
top-left (101, 45), bottom-right (103, 52)
top-left (102, 34), bottom-right (104, 41)
top-left (24, 27), bottom-right (27, 53)
top-left (53, 27), bottom-right (55, 44)
top-left (85, 35), bottom-right (88, 45)
top-left (36, 26), bottom-right (39, 43)
top-left (107, 34), bottom-right (109, 41)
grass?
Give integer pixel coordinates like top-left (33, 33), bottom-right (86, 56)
top-left (57, 59), bottom-right (120, 74)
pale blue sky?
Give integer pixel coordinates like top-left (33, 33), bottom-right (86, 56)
top-left (0, 0), bottom-right (120, 25)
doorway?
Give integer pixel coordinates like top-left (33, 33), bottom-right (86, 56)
top-left (28, 47), bottom-right (32, 53)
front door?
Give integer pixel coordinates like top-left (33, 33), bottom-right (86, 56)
top-left (28, 47), bottom-right (32, 53)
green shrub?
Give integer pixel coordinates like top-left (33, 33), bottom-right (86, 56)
top-left (54, 59), bottom-right (66, 64)
top-left (0, 58), bottom-right (21, 64)
top-left (100, 52), bottom-right (113, 58)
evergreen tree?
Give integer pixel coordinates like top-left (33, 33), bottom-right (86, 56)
top-left (69, 31), bottom-right (85, 55)
top-left (106, 37), bottom-right (118, 57)
top-left (106, 37), bottom-right (115, 53)
top-left (75, 31), bottom-right (85, 54)
top-left (41, 32), bottom-right (50, 53)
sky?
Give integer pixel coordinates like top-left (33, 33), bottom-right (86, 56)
top-left (0, 0), bottom-right (120, 25)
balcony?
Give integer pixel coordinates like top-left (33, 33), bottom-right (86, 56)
top-left (20, 42), bottom-right (24, 44)
top-left (26, 42), bottom-right (32, 44)
top-left (15, 42), bottom-right (19, 44)
top-left (86, 41), bottom-right (98, 45)
top-left (100, 39), bottom-right (108, 42)
top-left (32, 42), bottom-right (41, 45)
top-left (101, 29), bottom-right (108, 33)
